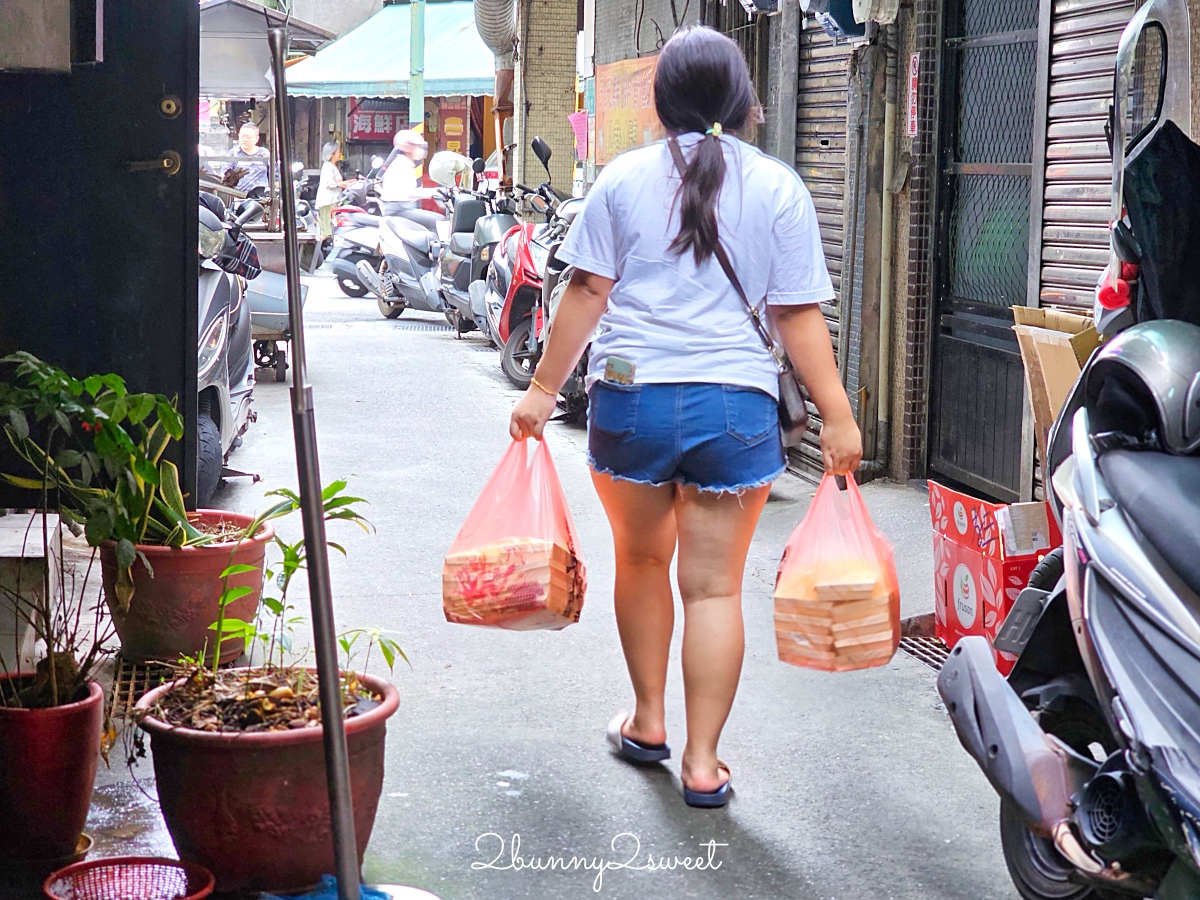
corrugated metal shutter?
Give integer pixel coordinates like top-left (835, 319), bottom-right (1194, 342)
top-left (793, 21), bottom-right (854, 476)
top-left (1039, 0), bottom-right (1135, 307)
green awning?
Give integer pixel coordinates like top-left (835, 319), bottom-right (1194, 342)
top-left (285, 1), bottom-right (495, 99)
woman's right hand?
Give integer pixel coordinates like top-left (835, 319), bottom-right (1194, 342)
top-left (820, 415), bottom-right (862, 475)
top-left (510, 386), bottom-right (559, 441)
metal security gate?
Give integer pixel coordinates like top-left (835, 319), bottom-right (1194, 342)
top-left (927, 0), bottom-right (1041, 500)
top-left (1038, 0), bottom-right (1136, 307)
top-left (791, 20), bottom-right (854, 477)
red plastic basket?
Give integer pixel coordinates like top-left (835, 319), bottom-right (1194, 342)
top-left (43, 857), bottom-right (214, 900)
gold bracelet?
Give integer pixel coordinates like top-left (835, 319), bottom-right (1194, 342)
top-left (530, 376), bottom-right (557, 397)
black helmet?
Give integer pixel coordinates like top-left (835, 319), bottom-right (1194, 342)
top-left (1085, 320), bottom-right (1200, 454)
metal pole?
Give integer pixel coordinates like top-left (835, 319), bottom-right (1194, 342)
top-left (267, 25), bottom-right (362, 900)
top-left (410, 0), bottom-right (426, 129)
top-left (410, 0), bottom-right (427, 181)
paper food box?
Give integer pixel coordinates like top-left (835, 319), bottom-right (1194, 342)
top-left (929, 482), bottom-right (1062, 675)
top-left (442, 536), bottom-right (585, 631)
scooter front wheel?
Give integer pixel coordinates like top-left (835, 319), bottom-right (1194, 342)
top-left (378, 296), bottom-right (405, 319)
top-left (501, 319), bottom-right (537, 389)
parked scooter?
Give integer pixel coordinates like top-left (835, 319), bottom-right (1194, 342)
top-left (485, 137), bottom-right (567, 385)
top-left (328, 210), bottom-right (382, 298)
top-left (939, 4), bottom-right (1200, 898)
top-left (339, 154), bottom-right (385, 215)
top-left (432, 157), bottom-right (521, 337)
top-left (357, 210), bottom-right (447, 319)
top-left (535, 197), bottom-right (590, 420)
top-left (196, 195), bottom-right (259, 506)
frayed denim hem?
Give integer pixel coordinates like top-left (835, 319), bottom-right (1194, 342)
top-left (588, 457), bottom-right (786, 496)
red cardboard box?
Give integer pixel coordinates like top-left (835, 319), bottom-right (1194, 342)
top-left (929, 482), bottom-right (1062, 675)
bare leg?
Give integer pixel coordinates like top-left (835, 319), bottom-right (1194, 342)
top-left (674, 484), bottom-right (771, 793)
top-left (591, 471), bottom-right (678, 746)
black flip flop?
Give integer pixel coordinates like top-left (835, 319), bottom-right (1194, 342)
top-left (606, 710), bottom-right (670, 763)
top-left (682, 762), bottom-right (732, 808)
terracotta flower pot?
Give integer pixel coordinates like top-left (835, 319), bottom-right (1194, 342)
top-left (0, 677), bottom-right (103, 863)
top-left (101, 510), bottom-right (273, 665)
top-left (135, 670), bottom-right (400, 896)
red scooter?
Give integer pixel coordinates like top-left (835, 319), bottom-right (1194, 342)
top-left (482, 138), bottom-right (564, 388)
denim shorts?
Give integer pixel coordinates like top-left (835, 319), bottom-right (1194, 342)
top-left (587, 382), bottom-right (787, 493)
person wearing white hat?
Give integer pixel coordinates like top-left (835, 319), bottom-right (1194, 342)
top-left (380, 129), bottom-right (442, 230)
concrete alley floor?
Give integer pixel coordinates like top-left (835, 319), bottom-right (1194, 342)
top-left (89, 273), bottom-right (1018, 899)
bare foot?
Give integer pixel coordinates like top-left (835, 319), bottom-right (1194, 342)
top-left (680, 751), bottom-right (731, 795)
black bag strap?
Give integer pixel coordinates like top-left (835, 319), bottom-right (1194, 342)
top-left (666, 136), bottom-right (784, 370)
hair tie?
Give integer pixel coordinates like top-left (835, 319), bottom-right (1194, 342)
top-left (705, 123), bottom-right (723, 138)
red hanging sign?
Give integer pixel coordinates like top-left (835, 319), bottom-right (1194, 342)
top-left (906, 53), bottom-right (920, 139)
top-left (348, 109), bottom-right (402, 142)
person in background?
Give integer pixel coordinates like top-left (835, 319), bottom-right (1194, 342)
top-left (315, 141), bottom-right (353, 241)
top-left (509, 26), bottom-right (861, 809)
top-left (379, 129), bottom-right (442, 230)
top-left (229, 122), bottom-right (271, 196)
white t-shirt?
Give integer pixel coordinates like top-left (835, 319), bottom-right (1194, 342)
top-left (557, 134), bottom-right (834, 399)
top-left (380, 154), bottom-right (419, 202)
top-left (315, 161), bottom-right (341, 208)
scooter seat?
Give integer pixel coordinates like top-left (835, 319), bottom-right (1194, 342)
top-left (382, 217), bottom-right (433, 255)
top-left (348, 212), bottom-right (380, 227)
top-left (449, 233), bottom-right (474, 257)
top-left (1099, 449), bottom-right (1200, 598)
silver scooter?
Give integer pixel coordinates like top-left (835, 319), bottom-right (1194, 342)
top-left (196, 197), bottom-right (259, 506)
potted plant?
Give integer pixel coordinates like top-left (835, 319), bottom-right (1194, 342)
top-left (134, 483), bottom-right (405, 896)
top-left (0, 508), bottom-right (113, 875)
top-left (0, 352), bottom-right (271, 664)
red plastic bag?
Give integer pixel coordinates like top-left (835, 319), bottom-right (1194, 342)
top-left (774, 474), bottom-right (900, 672)
top-left (442, 439), bottom-right (586, 630)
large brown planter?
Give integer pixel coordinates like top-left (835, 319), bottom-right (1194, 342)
top-left (0, 677), bottom-right (103, 863)
top-left (135, 670), bottom-right (400, 896)
top-left (101, 510), bottom-right (273, 665)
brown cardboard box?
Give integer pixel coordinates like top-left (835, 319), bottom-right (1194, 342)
top-left (1012, 306), bottom-right (1100, 467)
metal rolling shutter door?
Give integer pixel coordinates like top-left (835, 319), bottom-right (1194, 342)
top-left (793, 23), bottom-right (853, 476)
top-left (1040, 0), bottom-right (1135, 308)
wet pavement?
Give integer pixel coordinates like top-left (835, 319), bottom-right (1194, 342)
top-left (81, 273), bottom-right (1018, 899)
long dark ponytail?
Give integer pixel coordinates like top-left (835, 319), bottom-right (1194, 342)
top-left (654, 27), bottom-right (756, 264)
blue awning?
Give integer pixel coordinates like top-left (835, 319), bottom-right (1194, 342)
top-left (285, 1), bottom-right (495, 99)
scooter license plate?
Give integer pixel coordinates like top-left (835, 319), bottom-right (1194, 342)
top-left (991, 587), bottom-right (1051, 656)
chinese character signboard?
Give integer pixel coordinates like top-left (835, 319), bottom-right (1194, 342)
top-left (906, 53), bottom-right (920, 139)
top-left (349, 109), bottom-right (402, 142)
top-left (594, 56), bottom-right (662, 165)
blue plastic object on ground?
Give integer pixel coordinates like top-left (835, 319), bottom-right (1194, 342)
top-left (263, 875), bottom-right (392, 900)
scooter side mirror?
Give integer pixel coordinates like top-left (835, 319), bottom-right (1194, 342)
top-left (472, 157), bottom-right (486, 174)
top-left (291, 161), bottom-right (304, 174)
top-left (531, 137), bottom-right (552, 178)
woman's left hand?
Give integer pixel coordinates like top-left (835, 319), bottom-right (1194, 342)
top-left (510, 387), bottom-right (559, 441)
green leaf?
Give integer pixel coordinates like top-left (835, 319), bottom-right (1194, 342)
top-left (1, 474), bottom-right (48, 491)
top-left (220, 563), bottom-right (259, 579)
top-left (156, 459), bottom-right (186, 518)
top-left (379, 640), bottom-right (396, 672)
top-left (99, 373), bottom-right (127, 398)
top-left (321, 480), bottom-right (348, 500)
top-left (262, 597), bottom-right (285, 616)
top-left (219, 585), bottom-right (255, 605)
top-left (155, 400), bottom-right (183, 438)
top-left (7, 409), bottom-right (28, 441)
top-left (327, 541), bottom-right (347, 556)
top-left (56, 449), bottom-right (82, 468)
top-left (127, 394), bottom-right (156, 424)
top-left (53, 409), bottom-right (71, 434)
top-left (85, 506), bottom-right (115, 546)
top-left (82, 375), bottom-right (102, 397)
top-left (115, 538), bottom-right (136, 570)
top-left (208, 617), bottom-right (253, 635)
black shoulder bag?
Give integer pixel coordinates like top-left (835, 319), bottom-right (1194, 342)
top-left (667, 137), bottom-right (810, 448)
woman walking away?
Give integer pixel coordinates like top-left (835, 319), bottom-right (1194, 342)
top-left (509, 26), bottom-right (861, 808)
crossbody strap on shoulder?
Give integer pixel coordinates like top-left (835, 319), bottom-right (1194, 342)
top-left (666, 136), bottom-right (783, 369)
